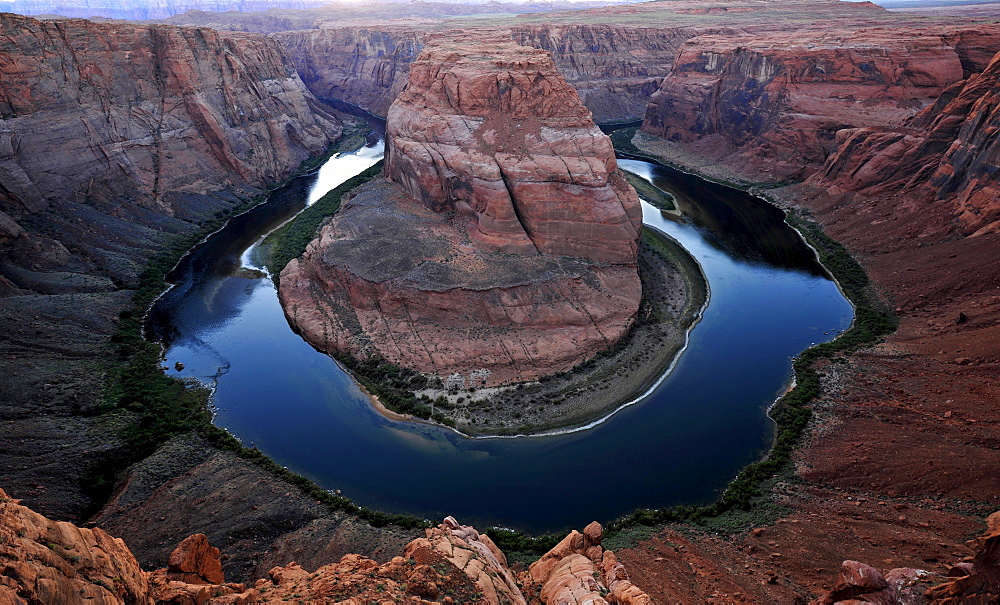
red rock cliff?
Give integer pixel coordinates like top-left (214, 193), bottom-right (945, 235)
top-left (276, 22), bottom-right (688, 123)
top-left (280, 34), bottom-right (642, 388)
top-left (815, 48), bottom-right (1000, 237)
top-left (0, 13), bottom-right (339, 220)
top-left (641, 25), bottom-right (1000, 182)
top-left (385, 32), bottom-right (641, 263)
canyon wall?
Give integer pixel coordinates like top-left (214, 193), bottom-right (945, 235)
top-left (641, 24), bottom-right (1000, 182)
top-left (280, 34), bottom-right (642, 388)
top-left (0, 13), bottom-right (339, 522)
top-left (815, 48), bottom-right (1000, 237)
top-left (275, 23), bottom-right (690, 123)
top-left (0, 14), bottom-right (338, 224)
top-left (273, 26), bottom-right (423, 118)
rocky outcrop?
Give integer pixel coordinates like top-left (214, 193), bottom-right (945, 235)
top-left (815, 48), bottom-right (1000, 237)
top-left (816, 511), bottom-right (1000, 604)
top-left (526, 521), bottom-right (651, 605)
top-left (2, 490), bottom-right (650, 605)
top-left (925, 511), bottom-right (1000, 603)
top-left (642, 24), bottom-right (1000, 182)
top-left (385, 33), bottom-right (641, 263)
top-left (280, 34), bottom-right (641, 387)
top-left (0, 487), bottom-right (153, 603)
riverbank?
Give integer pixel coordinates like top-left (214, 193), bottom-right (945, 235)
top-left (598, 128), bottom-right (1000, 602)
top-left (604, 128), bottom-right (893, 527)
top-left (417, 226), bottom-right (707, 437)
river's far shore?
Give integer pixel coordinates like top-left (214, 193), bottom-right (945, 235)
top-left (343, 225), bottom-right (708, 438)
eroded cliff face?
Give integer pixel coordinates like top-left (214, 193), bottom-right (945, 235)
top-left (510, 23), bottom-right (689, 123)
top-left (0, 13), bottom-right (339, 521)
top-left (280, 34), bottom-right (641, 388)
top-left (641, 25), bottom-right (1000, 182)
top-left (276, 23), bottom-right (689, 123)
top-left (0, 14), bottom-right (338, 222)
top-left (385, 33), bottom-right (641, 263)
top-left (815, 48), bottom-right (1000, 237)
top-left (273, 26), bottom-right (423, 118)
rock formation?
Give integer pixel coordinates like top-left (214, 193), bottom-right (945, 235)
top-left (0, 13), bottom-right (339, 521)
top-left (280, 34), bottom-right (641, 387)
top-left (642, 24), bottom-right (1000, 182)
top-left (277, 23), bottom-right (686, 123)
top-left (816, 511), bottom-right (1000, 604)
top-left (0, 13), bottom-right (338, 225)
top-left (0, 488), bottom-right (651, 605)
top-left (273, 26), bottom-right (424, 117)
top-left (271, 0), bottom-right (931, 124)
top-left (814, 48), bottom-right (1000, 237)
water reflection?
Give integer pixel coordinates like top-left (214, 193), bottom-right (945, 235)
top-left (619, 159), bottom-right (824, 275)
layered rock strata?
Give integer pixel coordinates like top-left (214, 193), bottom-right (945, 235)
top-left (642, 24), bottom-right (1000, 181)
top-left (0, 13), bottom-right (338, 224)
top-left (0, 13), bottom-right (339, 521)
top-left (814, 48), bottom-right (1000, 237)
top-left (280, 34), bottom-right (641, 387)
top-left (277, 23), bottom-right (687, 122)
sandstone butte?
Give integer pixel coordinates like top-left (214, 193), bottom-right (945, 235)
top-left (0, 486), bottom-right (655, 605)
top-left (279, 33), bottom-right (642, 387)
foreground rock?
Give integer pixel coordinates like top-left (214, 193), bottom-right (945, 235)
top-left (816, 511), bottom-right (1000, 604)
top-left (1, 488), bottom-right (651, 605)
top-left (280, 34), bottom-right (641, 388)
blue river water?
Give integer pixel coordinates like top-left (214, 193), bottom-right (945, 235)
top-left (147, 138), bottom-right (854, 534)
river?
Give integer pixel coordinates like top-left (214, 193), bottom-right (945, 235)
top-left (147, 130), bottom-right (853, 534)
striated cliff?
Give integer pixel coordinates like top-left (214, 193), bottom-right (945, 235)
top-left (280, 34), bottom-right (641, 388)
top-left (1, 487), bottom-right (652, 605)
top-left (275, 23), bottom-right (691, 123)
top-left (0, 13), bottom-right (338, 226)
top-left (273, 26), bottom-right (424, 118)
top-left (815, 48), bottom-right (1000, 237)
top-left (509, 24), bottom-right (695, 123)
top-left (0, 13), bottom-right (339, 522)
top-left (641, 25), bottom-right (1000, 182)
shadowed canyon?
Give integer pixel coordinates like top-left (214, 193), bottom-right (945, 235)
top-left (1, 0), bottom-right (1000, 602)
